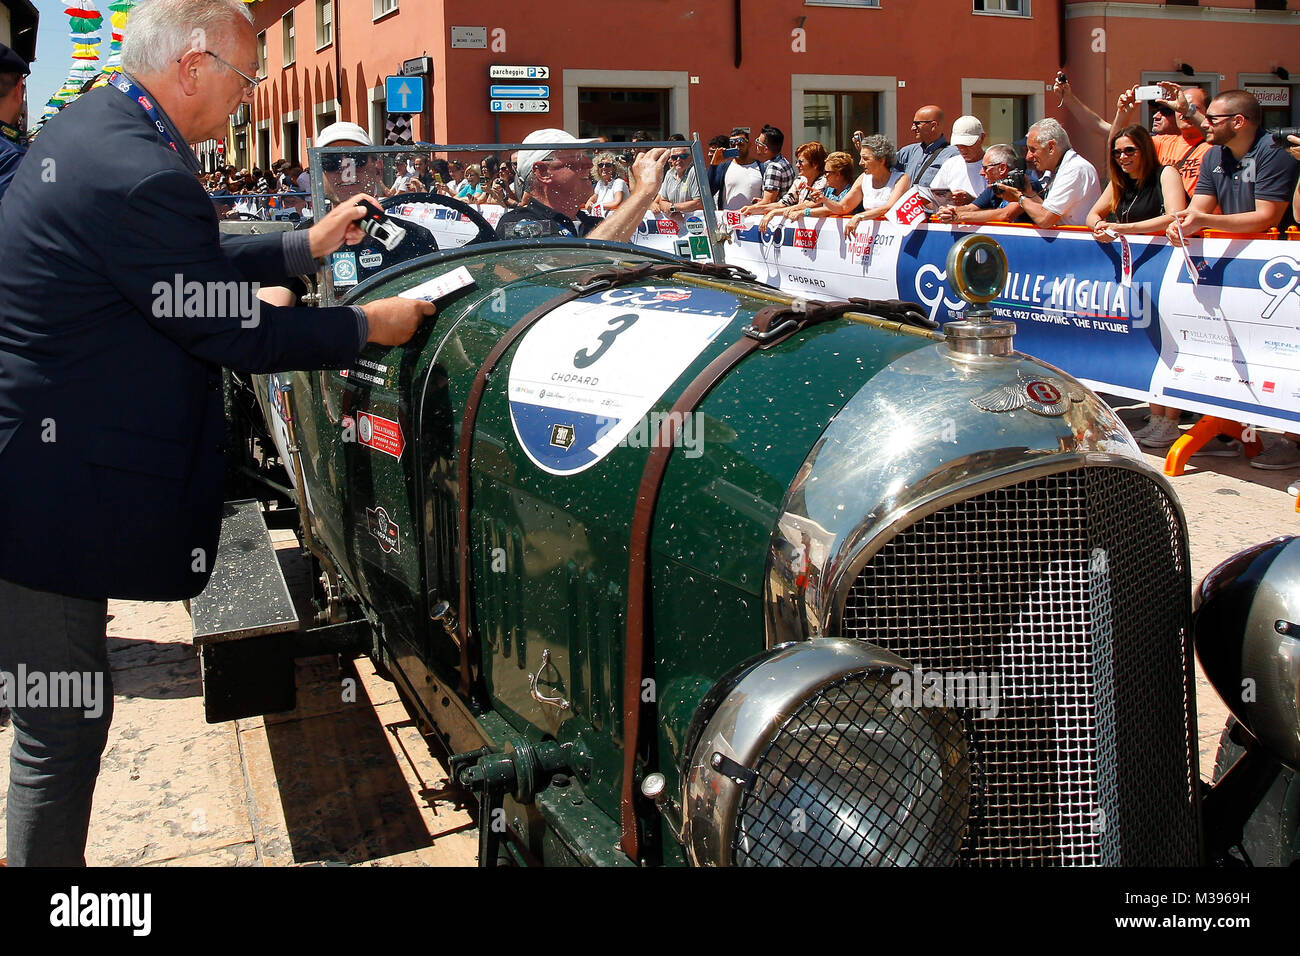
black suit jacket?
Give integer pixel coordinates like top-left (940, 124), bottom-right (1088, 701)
top-left (0, 85), bottom-right (363, 600)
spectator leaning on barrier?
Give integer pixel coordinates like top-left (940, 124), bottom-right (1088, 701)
top-left (753, 125), bottom-right (794, 204)
top-left (742, 141), bottom-right (826, 219)
top-left (997, 118), bottom-right (1101, 227)
top-left (1167, 89), bottom-right (1299, 244)
top-left (652, 145), bottom-right (702, 218)
top-left (896, 105), bottom-right (958, 189)
top-left (929, 115), bottom-right (987, 206)
top-left (1167, 90), bottom-right (1300, 468)
top-left (934, 144), bottom-right (1032, 226)
top-left (1087, 124), bottom-right (1185, 241)
top-left (809, 134), bottom-right (908, 229)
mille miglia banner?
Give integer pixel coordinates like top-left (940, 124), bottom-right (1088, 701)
top-left (628, 213), bottom-right (1300, 433)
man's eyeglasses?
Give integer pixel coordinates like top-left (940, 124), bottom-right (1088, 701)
top-left (1204, 112), bottom-right (1240, 125)
top-left (1112, 146), bottom-right (1139, 157)
top-left (911, 120), bottom-right (935, 128)
top-left (669, 153), bottom-right (691, 161)
top-left (980, 163), bottom-right (1005, 172)
top-left (597, 162), bottom-right (616, 168)
top-left (179, 50), bottom-right (261, 93)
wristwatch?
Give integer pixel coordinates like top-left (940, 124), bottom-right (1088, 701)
top-left (669, 203), bottom-right (677, 214)
top-left (1183, 103), bottom-right (1198, 120)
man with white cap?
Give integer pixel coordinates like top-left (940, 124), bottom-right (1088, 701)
top-left (313, 120), bottom-right (381, 207)
top-left (498, 128), bottom-right (668, 243)
top-left (928, 115), bottom-right (987, 206)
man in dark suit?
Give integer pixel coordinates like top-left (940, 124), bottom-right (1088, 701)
top-left (0, 0), bottom-right (434, 865)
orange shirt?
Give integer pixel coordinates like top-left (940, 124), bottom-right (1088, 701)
top-left (1155, 133), bottom-right (1212, 196)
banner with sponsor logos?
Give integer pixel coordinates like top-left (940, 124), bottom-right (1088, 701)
top-left (379, 201), bottom-right (1300, 432)
top-left (712, 213), bottom-right (1300, 433)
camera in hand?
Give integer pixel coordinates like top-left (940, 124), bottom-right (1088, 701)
top-left (1271, 127), bottom-right (1300, 148)
top-left (994, 168), bottom-right (1026, 192)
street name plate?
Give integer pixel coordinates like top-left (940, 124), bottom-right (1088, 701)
top-left (451, 26), bottom-right (487, 49)
top-left (402, 56), bottom-right (431, 77)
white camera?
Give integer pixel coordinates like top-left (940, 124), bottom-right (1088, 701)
top-left (1135, 85), bottom-right (1164, 101)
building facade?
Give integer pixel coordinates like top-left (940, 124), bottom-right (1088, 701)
top-left (231, 0), bottom-right (1300, 174)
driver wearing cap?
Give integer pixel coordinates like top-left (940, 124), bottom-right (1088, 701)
top-left (497, 128), bottom-right (668, 243)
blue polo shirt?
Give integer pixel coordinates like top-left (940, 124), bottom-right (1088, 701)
top-left (0, 121), bottom-right (27, 203)
top-left (1195, 128), bottom-right (1299, 215)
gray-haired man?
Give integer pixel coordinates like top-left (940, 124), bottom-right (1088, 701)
top-left (994, 118), bottom-right (1101, 227)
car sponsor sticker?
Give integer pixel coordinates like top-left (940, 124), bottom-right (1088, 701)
top-left (332, 251), bottom-right (358, 287)
top-left (386, 202), bottom-right (486, 248)
top-left (507, 285), bottom-right (738, 475)
top-left (366, 506), bottom-right (401, 554)
top-left (359, 251), bottom-right (384, 269)
top-left (356, 411), bottom-right (405, 459)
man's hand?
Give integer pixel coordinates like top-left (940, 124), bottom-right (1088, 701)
top-left (631, 148), bottom-right (670, 195)
top-left (950, 190), bottom-right (973, 206)
top-left (1051, 74), bottom-right (1073, 102)
top-left (1286, 133), bottom-right (1300, 163)
top-left (363, 297), bottom-right (437, 347)
top-left (1115, 85), bottom-right (1139, 117)
top-left (308, 193), bottom-right (382, 259)
top-left (935, 206), bottom-right (960, 224)
top-left (1166, 208), bottom-right (1200, 246)
top-left (1157, 81), bottom-right (1187, 115)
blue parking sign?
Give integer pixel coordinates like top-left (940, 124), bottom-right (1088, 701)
top-left (385, 75), bottom-right (424, 114)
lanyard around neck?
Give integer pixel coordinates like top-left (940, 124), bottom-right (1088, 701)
top-left (110, 74), bottom-right (180, 154)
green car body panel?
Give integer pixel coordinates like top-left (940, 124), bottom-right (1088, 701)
top-left (255, 243), bottom-right (931, 863)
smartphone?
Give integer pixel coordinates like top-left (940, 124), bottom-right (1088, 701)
top-left (1136, 85), bottom-right (1164, 101)
top-left (433, 173), bottom-right (444, 185)
top-left (723, 148), bottom-right (740, 158)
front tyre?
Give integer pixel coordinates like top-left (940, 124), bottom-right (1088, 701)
top-left (1212, 717), bottom-right (1300, 866)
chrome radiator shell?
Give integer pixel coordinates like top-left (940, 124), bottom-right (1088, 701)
top-left (764, 344), bottom-right (1200, 864)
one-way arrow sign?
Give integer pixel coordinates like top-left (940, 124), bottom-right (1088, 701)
top-left (489, 84), bottom-right (549, 99)
top-left (385, 75), bottom-right (424, 113)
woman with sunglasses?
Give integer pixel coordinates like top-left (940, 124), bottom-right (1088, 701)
top-left (744, 142), bottom-right (827, 227)
top-left (1086, 124), bottom-right (1185, 241)
top-left (1087, 125), bottom-right (1187, 449)
top-left (583, 151), bottom-right (629, 215)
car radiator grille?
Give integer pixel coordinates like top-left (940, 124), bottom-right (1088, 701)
top-left (840, 466), bottom-right (1199, 865)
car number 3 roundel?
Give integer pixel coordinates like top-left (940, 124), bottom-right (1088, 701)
top-left (507, 285), bottom-right (738, 475)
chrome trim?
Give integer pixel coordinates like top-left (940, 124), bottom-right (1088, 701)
top-left (681, 638), bottom-right (912, 867)
top-left (765, 341), bottom-right (1152, 647)
top-left (529, 648), bottom-right (571, 711)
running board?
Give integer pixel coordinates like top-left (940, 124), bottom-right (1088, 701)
top-left (192, 499), bottom-right (300, 722)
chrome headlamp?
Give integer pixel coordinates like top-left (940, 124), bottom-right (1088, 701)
top-left (681, 638), bottom-right (970, 866)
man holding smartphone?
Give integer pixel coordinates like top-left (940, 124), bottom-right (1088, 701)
top-left (710, 126), bottom-right (763, 210)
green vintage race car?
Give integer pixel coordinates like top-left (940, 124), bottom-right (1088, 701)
top-left (201, 142), bottom-right (1299, 867)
